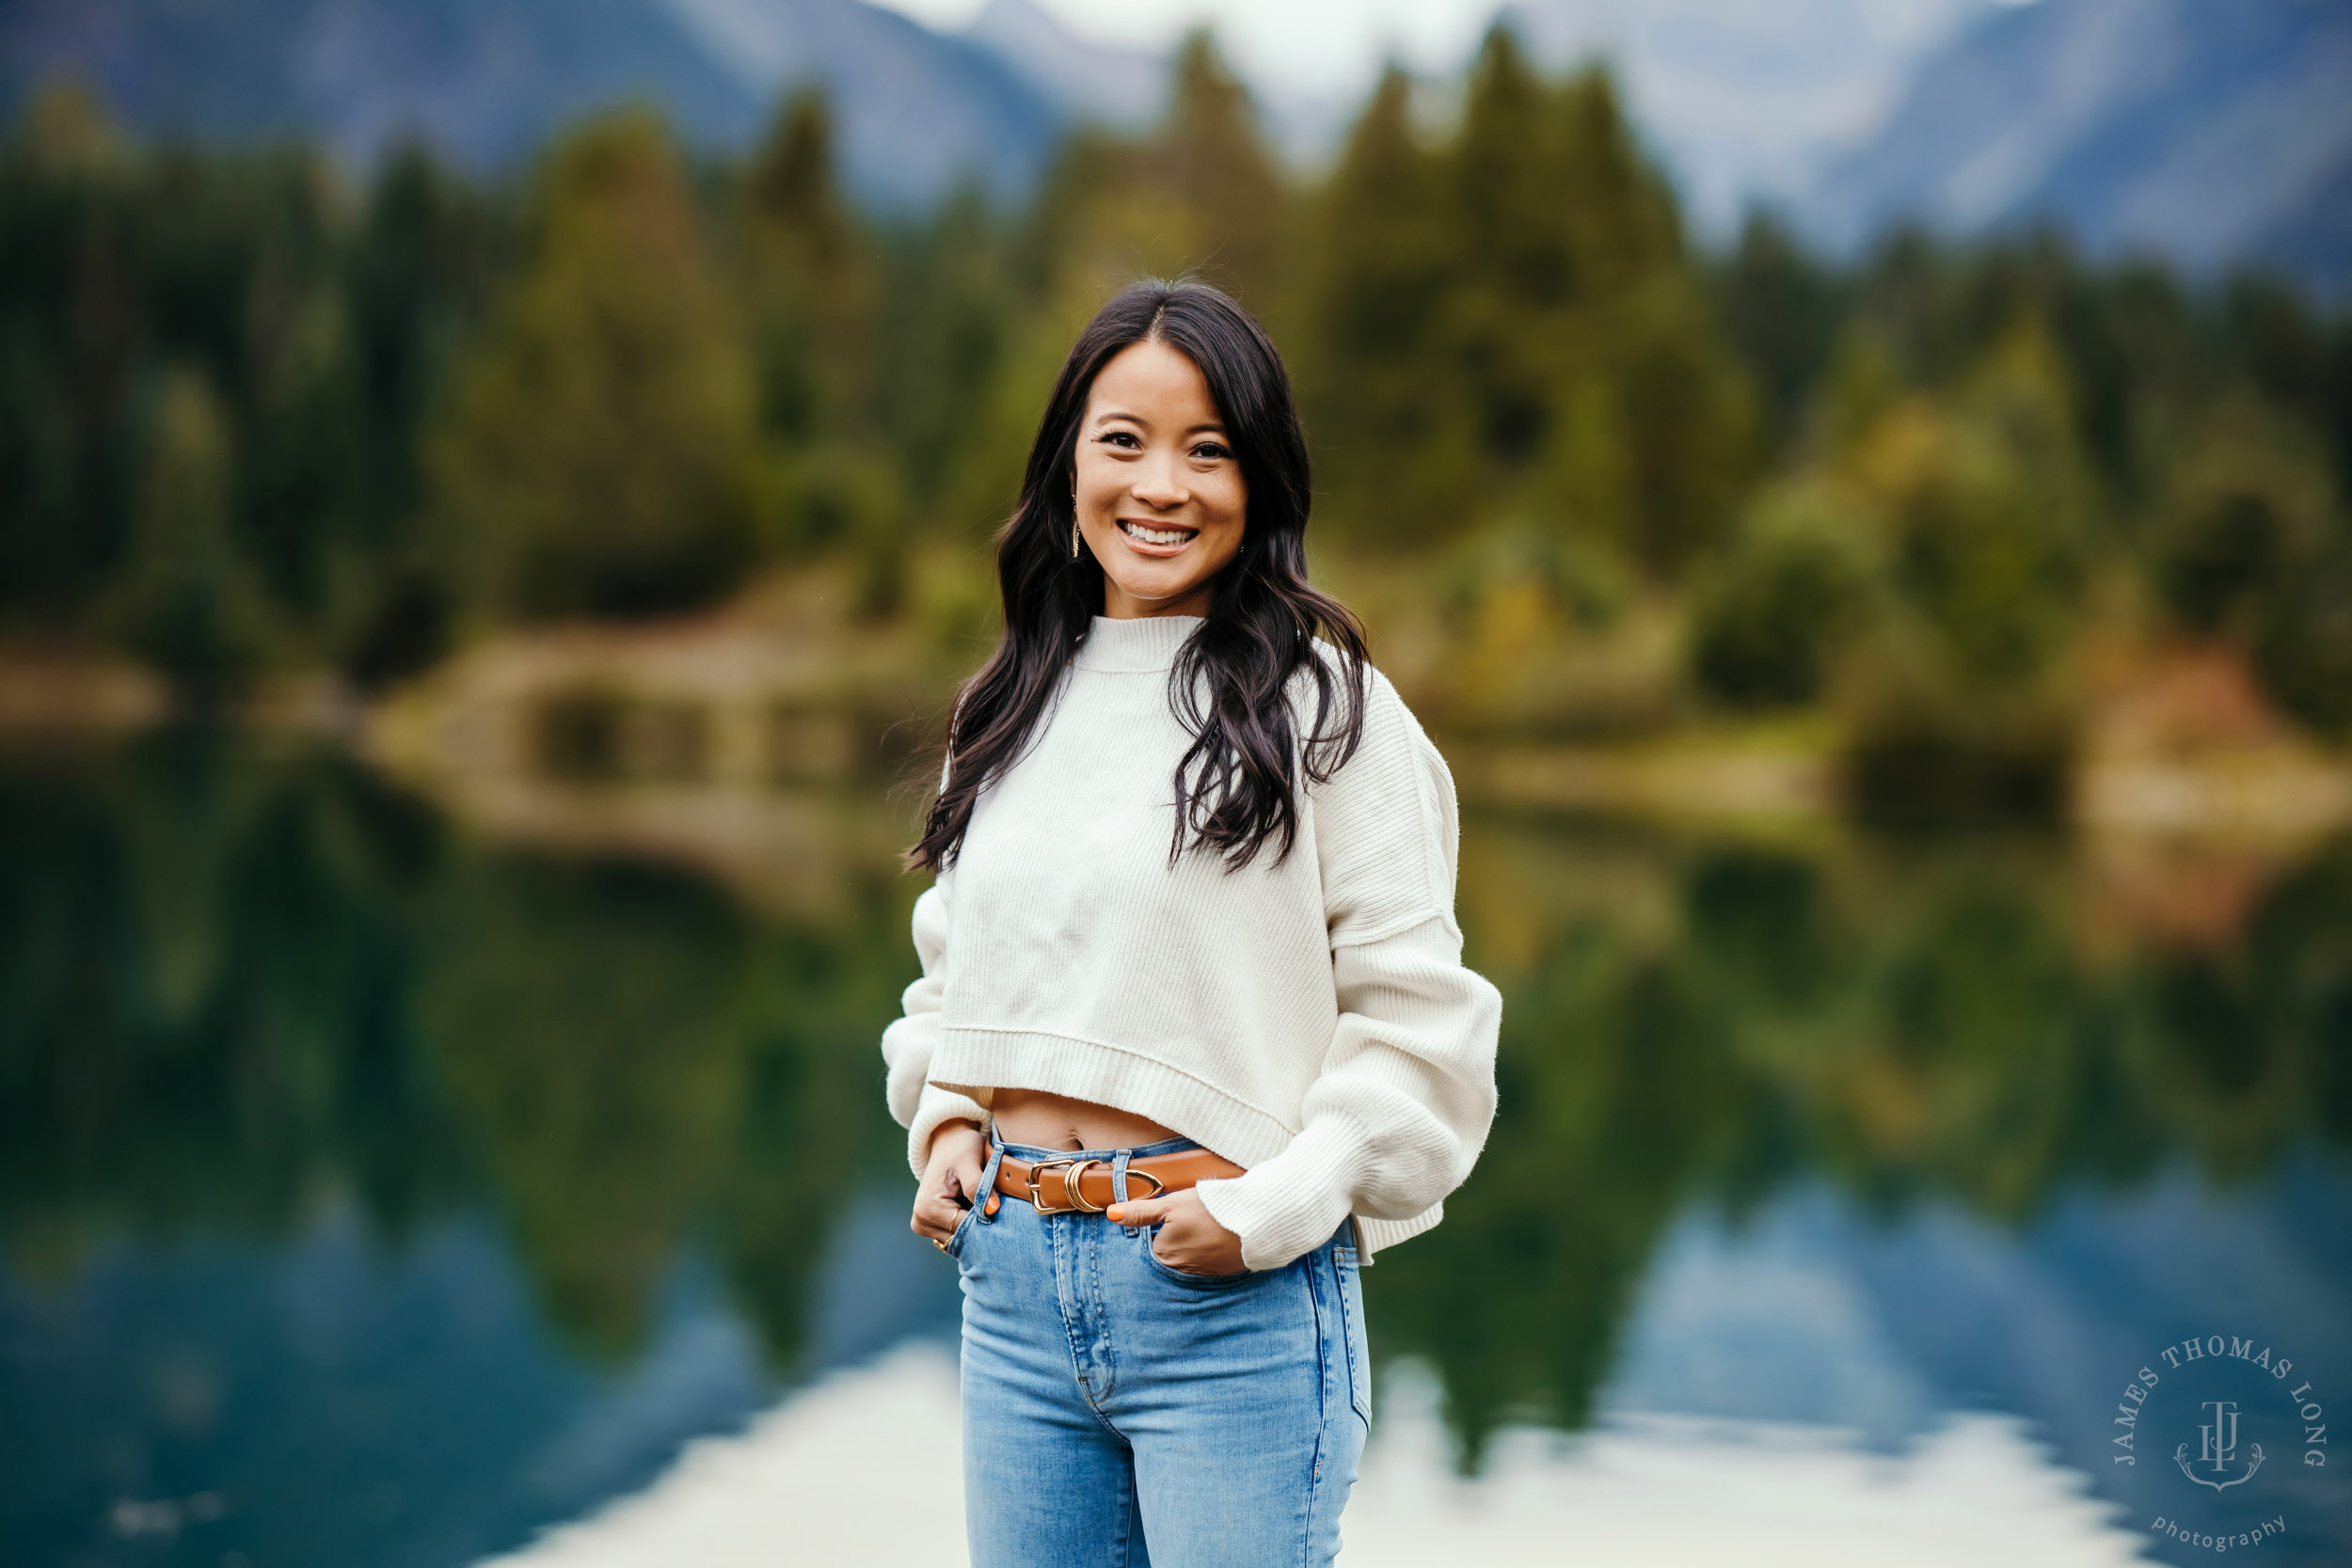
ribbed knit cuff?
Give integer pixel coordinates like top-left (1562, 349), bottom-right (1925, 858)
top-left (907, 1084), bottom-right (989, 1178)
top-left (1193, 1116), bottom-right (1371, 1271)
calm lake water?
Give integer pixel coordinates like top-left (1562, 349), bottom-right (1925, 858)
top-left (4, 735), bottom-right (2349, 1565)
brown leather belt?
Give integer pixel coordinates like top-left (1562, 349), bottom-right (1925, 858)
top-left (991, 1148), bottom-right (1244, 1216)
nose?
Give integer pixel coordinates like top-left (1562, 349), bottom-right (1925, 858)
top-left (1130, 452), bottom-right (1189, 511)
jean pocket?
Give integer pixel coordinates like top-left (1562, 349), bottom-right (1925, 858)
top-left (1142, 1227), bottom-right (1251, 1288)
top-left (945, 1200), bottom-right (980, 1261)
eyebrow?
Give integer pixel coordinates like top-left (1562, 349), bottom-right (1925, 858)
top-left (1091, 410), bottom-right (1228, 435)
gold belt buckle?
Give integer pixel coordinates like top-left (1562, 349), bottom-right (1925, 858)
top-left (1024, 1157), bottom-right (1168, 1212)
top-left (1025, 1157), bottom-right (1103, 1213)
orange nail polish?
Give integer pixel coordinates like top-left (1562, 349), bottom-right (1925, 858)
top-left (1106, 1205), bottom-right (1126, 1224)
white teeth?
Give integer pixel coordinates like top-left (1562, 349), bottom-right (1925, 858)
top-left (1120, 521), bottom-right (1191, 546)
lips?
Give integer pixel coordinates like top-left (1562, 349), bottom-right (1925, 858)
top-left (1117, 518), bottom-right (1197, 554)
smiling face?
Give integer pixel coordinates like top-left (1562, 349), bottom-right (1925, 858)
top-left (1073, 338), bottom-right (1248, 620)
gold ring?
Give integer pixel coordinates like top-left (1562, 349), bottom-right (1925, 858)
top-left (931, 1238), bottom-right (950, 1253)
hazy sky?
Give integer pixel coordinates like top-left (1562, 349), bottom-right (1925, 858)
top-left (869, 1), bottom-right (2041, 231)
top-left (873, 0), bottom-right (1502, 99)
top-left (872, 1), bottom-right (2041, 101)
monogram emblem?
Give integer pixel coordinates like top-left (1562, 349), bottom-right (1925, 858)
top-left (2172, 1398), bottom-right (2265, 1492)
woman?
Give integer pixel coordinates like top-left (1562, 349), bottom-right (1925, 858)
top-left (882, 279), bottom-right (1501, 1568)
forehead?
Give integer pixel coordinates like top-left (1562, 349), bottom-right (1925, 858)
top-left (1088, 339), bottom-right (1221, 424)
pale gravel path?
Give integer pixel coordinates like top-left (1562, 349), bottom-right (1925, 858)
top-left (483, 1343), bottom-right (2146, 1567)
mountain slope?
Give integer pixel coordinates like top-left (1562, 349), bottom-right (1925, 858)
top-left (0, 0), bottom-right (763, 166)
top-left (653, 0), bottom-right (1061, 207)
top-left (1804, 0), bottom-right (2352, 293)
top-left (0, 0), bottom-right (1077, 209)
top-left (960, 0), bottom-right (1165, 134)
top-left (1503, 0), bottom-right (1990, 237)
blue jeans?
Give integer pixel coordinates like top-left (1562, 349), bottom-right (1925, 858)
top-left (948, 1133), bottom-right (1371, 1568)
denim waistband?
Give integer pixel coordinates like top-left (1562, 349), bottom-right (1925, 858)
top-left (989, 1130), bottom-right (1202, 1164)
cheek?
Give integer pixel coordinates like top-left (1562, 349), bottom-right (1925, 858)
top-left (1208, 482), bottom-right (1249, 548)
top-left (1076, 463), bottom-right (1125, 515)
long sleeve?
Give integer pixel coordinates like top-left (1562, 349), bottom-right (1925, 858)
top-left (1194, 676), bottom-right (1502, 1269)
top-left (882, 865), bottom-right (989, 1176)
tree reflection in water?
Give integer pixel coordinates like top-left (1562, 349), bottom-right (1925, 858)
top-left (1380, 819), bottom-right (2352, 1464)
top-left (2, 736), bottom-right (2347, 1541)
top-left (0, 736), bottom-right (917, 1374)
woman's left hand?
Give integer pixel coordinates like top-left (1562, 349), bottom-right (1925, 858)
top-left (1107, 1190), bottom-right (1246, 1275)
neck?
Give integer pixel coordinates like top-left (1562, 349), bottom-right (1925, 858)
top-left (1101, 580), bottom-right (1215, 620)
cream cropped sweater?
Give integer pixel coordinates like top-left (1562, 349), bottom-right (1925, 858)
top-left (881, 612), bottom-right (1502, 1271)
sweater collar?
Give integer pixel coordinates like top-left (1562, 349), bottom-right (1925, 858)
top-left (1073, 613), bottom-right (1203, 672)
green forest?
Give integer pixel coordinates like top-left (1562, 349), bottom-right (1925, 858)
top-left (5, 28), bottom-right (2350, 807)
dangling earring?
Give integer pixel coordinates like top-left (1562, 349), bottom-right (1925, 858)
top-left (1070, 482), bottom-right (1081, 561)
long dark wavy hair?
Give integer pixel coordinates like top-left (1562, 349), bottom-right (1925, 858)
top-left (911, 280), bottom-right (1369, 874)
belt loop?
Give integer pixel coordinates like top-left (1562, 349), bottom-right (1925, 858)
top-left (1110, 1147), bottom-right (1133, 1207)
top-left (977, 1132), bottom-right (1006, 1222)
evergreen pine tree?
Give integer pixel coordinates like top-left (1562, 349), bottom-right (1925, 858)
top-left (1153, 31), bottom-right (1289, 310)
top-left (430, 111), bottom-right (756, 622)
top-left (107, 364), bottom-right (275, 694)
top-left (1304, 66), bottom-right (1470, 546)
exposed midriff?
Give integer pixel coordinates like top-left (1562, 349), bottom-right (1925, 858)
top-left (986, 1087), bottom-right (1177, 1153)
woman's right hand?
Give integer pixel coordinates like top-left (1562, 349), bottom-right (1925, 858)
top-left (912, 1120), bottom-right (989, 1245)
